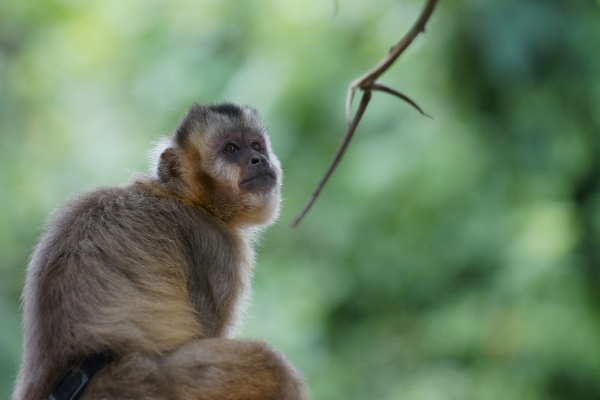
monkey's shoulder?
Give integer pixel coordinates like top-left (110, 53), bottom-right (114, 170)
top-left (33, 181), bottom-right (240, 272)
top-left (46, 181), bottom-right (219, 233)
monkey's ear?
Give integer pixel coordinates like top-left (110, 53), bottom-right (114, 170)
top-left (157, 148), bottom-right (181, 183)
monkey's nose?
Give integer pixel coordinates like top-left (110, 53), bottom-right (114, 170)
top-left (250, 157), bottom-right (261, 165)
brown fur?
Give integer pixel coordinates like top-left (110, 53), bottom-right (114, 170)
top-left (13, 104), bottom-right (307, 400)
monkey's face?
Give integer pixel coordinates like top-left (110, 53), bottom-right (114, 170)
top-left (197, 124), bottom-right (282, 226)
top-left (216, 129), bottom-right (278, 194)
top-left (158, 104), bottom-right (282, 227)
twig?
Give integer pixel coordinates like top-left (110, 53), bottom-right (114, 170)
top-left (346, 0), bottom-right (439, 123)
top-left (290, 91), bottom-right (372, 228)
top-left (292, 0), bottom-right (438, 228)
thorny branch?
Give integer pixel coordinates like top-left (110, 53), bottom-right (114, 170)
top-left (291, 0), bottom-right (439, 228)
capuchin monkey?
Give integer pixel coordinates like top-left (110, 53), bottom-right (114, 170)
top-left (13, 103), bottom-right (308, 400)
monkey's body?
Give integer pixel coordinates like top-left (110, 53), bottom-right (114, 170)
top-left (14, 104), bottom-right (307, 400)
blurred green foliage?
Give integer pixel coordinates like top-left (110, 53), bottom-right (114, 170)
top-left (1, 0), bottom-right (600, 399)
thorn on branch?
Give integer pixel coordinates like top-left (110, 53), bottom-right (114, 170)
top-left (344, 0), bottom-right (438, 123)
top-left (370, 83), bottom-right (432, 118)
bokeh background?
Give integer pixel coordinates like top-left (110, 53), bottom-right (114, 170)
top-left (2, 0), bottom-right (600, 399)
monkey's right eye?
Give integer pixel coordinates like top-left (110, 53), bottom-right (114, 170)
top-left (224, 143), bottom-right (239, 154)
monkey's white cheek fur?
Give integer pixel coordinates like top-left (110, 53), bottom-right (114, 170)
top-left (212, 158), bottom-right (241, 189)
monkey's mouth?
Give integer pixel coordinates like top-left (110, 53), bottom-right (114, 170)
top-left (239, 172), bottom-right (277, 191)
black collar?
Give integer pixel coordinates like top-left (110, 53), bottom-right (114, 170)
top-left (47, 353), bottom-right (112, 400)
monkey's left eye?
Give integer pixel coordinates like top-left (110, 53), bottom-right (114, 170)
top-left (250, 142), bottom-right (262, 151)
top-left (224, 143), bottom-right (239, 154)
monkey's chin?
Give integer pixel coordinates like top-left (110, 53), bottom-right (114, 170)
top-left (239, 174), bottom-right (277, 193)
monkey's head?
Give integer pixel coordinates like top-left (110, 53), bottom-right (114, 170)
top-left (153, 103), bottom-right (282, 227)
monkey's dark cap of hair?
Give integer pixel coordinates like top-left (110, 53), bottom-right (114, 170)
top-left (207, 103), bottom-right (243, 118)
top-left (174, 103), bottom-right (244, 146)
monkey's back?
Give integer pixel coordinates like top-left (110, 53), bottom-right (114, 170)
top-left (15, 179), bottom-right (249, 400)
